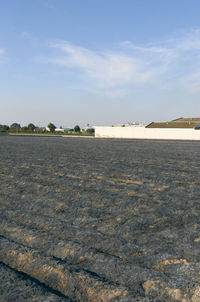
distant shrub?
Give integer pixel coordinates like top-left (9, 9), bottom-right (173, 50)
top-left (2, 125), bottom-right (9, 131)
top-left (10, 123), bottom-right (21, 130)
top-left (48, 123), bottom-right (56, 132)
top-left (74, 125), bottom-right (81, 132)
top-left (86, 128), bottom-right (95, 134)
top-left (27, 123), bottom-right (36, 131)
top-left (8, 129), bottom-right (34, 133)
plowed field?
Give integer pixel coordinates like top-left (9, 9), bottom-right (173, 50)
top-left (0, 136), bottom-right (200, 301)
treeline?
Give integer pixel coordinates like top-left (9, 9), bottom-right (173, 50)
top-left (47, 123), bottom-right (95, 135)
top-left (0, 123), bottom-right (45, 133)
top-left (0, 122), bottom-right (95, 135)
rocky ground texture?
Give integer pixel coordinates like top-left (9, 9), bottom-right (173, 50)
top-left (0, 136), bottom-right (200, 302)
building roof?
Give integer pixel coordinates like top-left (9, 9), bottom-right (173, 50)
top-left (146, 117), bottom-right (200, 129)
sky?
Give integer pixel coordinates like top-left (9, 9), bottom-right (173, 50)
top-left (1, 0), bottom-right (200, 127)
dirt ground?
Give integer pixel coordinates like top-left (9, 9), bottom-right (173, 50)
top-left (0, 136), bottom-right (200, 301)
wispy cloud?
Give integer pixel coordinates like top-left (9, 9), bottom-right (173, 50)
top-left (48, 42), bottom-right (154, 87)
top-left (44, 29), bottom-right (200, 96)
top-left (181, 72), bottom-right (200, 93)
top-left (0, 48), bottom-right (5, 56)
top-left (0, 48), bottom-right (7, 64)
top-left (21, 32), bottom-right (39, 46)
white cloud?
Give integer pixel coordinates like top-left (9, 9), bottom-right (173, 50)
top-left (173, 29), bottom-right (200, 51)
top-left (48, 42), bottom-right (154, 89)
top-left (45, 30), bottom-right (200, 96)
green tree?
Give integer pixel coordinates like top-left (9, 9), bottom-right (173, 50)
top-left (86, 128), bottom-right (95, 134)
top-left (21, 126), bottom-right (28, 131)
top-left (2, 125), bottom-right (9, 131)
top-left (48, 123), bottom-right (56, 132)
top-left (10, 123), bottom-right (21, 130)
top-left (27, 123), bottom-right (36, 131)
top-left (74, 125), bottom-right (80, 132)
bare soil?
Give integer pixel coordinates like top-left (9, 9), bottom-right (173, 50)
top-left (0, 136), bottom-right (200, 301)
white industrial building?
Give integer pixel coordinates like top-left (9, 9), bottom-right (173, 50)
top-left (95, 118), bottom-right (200, 140)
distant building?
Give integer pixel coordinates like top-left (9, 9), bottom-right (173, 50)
top-left (55, 128), bottom-right (71, 132)
top-left (46, 127), bottom-right (71, 132)
top-left (146, 117), bottom-right (200, 129)
top-left (95, 117), bottom-right (200, 140)
top-left (112, 122), bottom-right (145, 127)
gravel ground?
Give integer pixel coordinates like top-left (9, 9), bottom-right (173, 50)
top-left (0, 136), bottom-right (200, 301)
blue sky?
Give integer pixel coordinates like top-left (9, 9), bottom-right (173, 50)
top-left (1, 0), bottom-right (200, 127)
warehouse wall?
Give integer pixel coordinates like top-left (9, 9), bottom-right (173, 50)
top-left (95, 126), bottom-right (200, 140)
